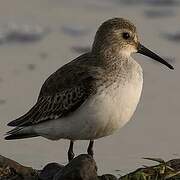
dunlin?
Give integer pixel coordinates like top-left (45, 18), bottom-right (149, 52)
top-left (5, 18), bottom-right (173, 161)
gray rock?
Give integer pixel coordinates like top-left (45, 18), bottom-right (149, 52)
top-left (53, 154), bottom-right (98, 180)
top-left (0, 154), bottom-right (118, 180)
top-left (39, 163), bottom-right (64, 180)
top-left (98, 174), bottom-right (117, 180)
top-left (0, 155), bottom-right (38, 180)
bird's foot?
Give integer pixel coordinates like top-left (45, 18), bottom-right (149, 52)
top-left (68, 151), bottom-right (75, 162)
top-left (87, 140), bottom-right (94, 158)
top-left (68, 140), bottom-right (75, 162)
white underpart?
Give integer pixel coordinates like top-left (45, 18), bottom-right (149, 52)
top-left (33, 60), bottom-right (143, 140)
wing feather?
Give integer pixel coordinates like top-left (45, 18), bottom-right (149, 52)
top-left (8, 53), bottom-right (98, 127)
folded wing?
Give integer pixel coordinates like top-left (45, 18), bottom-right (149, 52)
top-left (8, 53), bottom-right (97, 127)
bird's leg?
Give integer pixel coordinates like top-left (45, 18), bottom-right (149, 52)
top-left (68, 140), bottom-right (75, 162)
top-left (87, 140), bottom-right (94, 157)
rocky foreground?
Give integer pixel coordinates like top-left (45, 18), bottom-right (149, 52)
top-left (1, 154), bottom-right (180, 180)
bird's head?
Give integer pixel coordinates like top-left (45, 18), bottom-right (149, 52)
top-left (92, 18), bottom-right (173, 70)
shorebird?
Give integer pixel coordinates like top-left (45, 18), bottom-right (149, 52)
top-left (5, 18), bottom-right (173, 162)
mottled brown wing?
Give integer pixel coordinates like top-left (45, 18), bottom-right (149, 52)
top-left (8, 53), bottom-right (97, 127)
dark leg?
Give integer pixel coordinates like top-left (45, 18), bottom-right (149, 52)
top-left (68, 140), bottom-right (75, 162)
top-left (87, 140), bottom-right (94, 157)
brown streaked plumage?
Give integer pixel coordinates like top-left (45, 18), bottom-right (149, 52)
top-left (8, 53), bottom-right (98, 126)
top-left (5, 18), bottom-right (173, 162)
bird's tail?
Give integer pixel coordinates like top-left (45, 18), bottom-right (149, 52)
top-left (5, 126), bottom-right (39, 140)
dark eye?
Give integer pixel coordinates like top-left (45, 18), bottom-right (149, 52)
top-left (122, 32), bottom-right (130, 40)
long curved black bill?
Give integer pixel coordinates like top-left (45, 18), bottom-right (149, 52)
top-left (137, 43), bottom-right (174, 70)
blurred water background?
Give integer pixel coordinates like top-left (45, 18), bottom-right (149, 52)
top-left (0, 0), bottom-right (180, 176)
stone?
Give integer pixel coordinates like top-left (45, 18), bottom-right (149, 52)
top-left (0, 155), bottom-right (38, 180)
top-left (53, 154), bottom-right (98, 180)
top-left (98, 174), bottom-right (117, 180)
top-left (39, 163), bottom-right (64, 180)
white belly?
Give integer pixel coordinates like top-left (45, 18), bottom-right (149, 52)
top-left (34, 69), bottom-right (143, 140)
top-left (76, 75), bottom-right (143, 139)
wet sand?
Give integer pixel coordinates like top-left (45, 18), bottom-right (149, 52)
top-left (0, 0), bottom-right (180, 175)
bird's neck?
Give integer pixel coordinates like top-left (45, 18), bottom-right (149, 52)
top-left (91, 46), bottom-right (142, 85)
top-left (93, 45), bottom-right (132, 69)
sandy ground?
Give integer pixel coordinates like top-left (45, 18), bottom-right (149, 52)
top-left (0, 0), bottom-right (180, 175)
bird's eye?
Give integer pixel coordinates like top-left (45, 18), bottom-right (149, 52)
top-left (122, 32), bottom-right (130, 40)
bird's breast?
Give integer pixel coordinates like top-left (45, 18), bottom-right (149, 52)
top-left (38, 63), bottom-right (143, 140)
